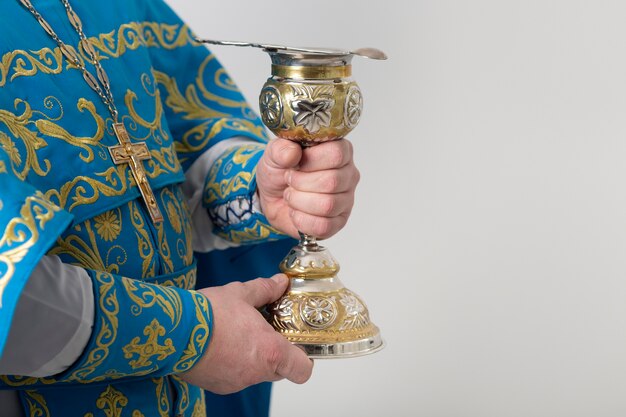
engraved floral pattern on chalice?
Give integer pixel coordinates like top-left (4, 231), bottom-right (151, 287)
top-left (339, 291), bottom-right (370, 331)
top-left (292, 99), bottom-right (335, 133)
top-left (344, 86), bottom-right (363, 129)
top-left (272, 297), bottom-right (298, 331)
top-left (259, 86), bottom-right (283, 129)
top-left (276, 298), bottom-right (294, 318)
top-left (300, 296), bottom-right (338, 329)
top-left (290, 85), bottom-right (336, 134)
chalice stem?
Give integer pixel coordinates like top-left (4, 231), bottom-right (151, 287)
top-left (298, 231), bottom-right (319, 251)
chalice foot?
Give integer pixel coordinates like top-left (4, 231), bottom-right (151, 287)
top-left (266, 233), bottom-right (384, 358)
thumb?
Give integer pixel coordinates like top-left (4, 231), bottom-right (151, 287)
top-left (244, 274), bottom-right (289, 308)
top-left (264, 138), bottom-right (302, 170)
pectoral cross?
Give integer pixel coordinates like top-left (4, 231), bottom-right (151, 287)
top-left (108, 123), bottom-right (164, 223)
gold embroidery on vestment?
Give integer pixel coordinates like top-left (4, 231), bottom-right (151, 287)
top-left (203, 145), bottom-right (263, 205)
top-left (23, 390), bottom-right (51, 417)
top-left (0, 22), bottom-right (195, 87)
top-left (0, 192), bottom-right (60, 307)
top-left (172, 292), bottom-right (211, 373)
top-left (66, 272), bottom-right (118, 383)
top-left (84, 385), bottom-right (128, 417)
top-left (121, 278), bottom-right (183, 327)
top-left (94, 208), bottom-right (122, 242)
top-left (153, 377), bottom-right (170, 417)
top-left (123, 318), bottom-right (176, 370)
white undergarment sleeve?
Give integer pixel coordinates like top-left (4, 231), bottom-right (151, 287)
top-left (182, 136), bottom-right (262, 253)
top-left (0, 255), bottom-right (94, 377)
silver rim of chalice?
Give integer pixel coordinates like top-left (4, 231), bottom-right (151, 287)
top-left (301, 335), bottom-right (385, 359)
top-left (194, 38), bottom-right (387, 60)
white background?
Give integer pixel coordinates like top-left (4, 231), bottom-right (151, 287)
top-left (169, 1), bottom-right (626, 416)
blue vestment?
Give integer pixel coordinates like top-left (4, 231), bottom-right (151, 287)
top-left (0, 1), bottom-right (286, 415)
top-left (196, 239), bottom-right (296, 417)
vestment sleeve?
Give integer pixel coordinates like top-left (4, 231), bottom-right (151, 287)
top-left (0, 151), bottom-right (74, 357)
top-left (56, 267), bottom-right (213, 384)
top-left (143, 0), bottom-right (286, 244)
top-left (0, 263), bottom-right (212, 388)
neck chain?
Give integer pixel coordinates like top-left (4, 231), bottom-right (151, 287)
top-left (19, 0), bottom-right (119, 122)
top-left (18, 0), bottom-right (165, 223)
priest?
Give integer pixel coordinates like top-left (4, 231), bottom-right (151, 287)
top-left (0, 0), bottom-right (361, 416)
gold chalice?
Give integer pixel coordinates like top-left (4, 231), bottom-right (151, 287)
top-left (196, 39), bottom-right (387, 358)
top-left (258, 46), bottom-right (385, 358)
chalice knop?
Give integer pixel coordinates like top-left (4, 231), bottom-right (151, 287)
top-left (257, 47), bottom-right (385, 358)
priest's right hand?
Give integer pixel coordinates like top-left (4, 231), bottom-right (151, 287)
top-left (180, 274), bottom-right (313, 394)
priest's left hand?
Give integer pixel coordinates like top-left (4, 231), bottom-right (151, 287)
top-left (256, 138), bottom-right (360, 239)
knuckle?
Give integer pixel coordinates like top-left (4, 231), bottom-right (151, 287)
top-left (270, 139), bottom-right (298, 167)
top-left (253, 277), bottom-right (275, 299)
top-left (289, 170), bottom-right (301, 188)
top-left (323, 172), bottom-right (340, 192)
top-left (312, 217), bottom-right (333, 238)
top-left (290, 210), bottom-right (304, 229)
top-left (226, 281), bottom-right (245, 295)
top-left (263, 340), bottom-right (284, 371)
top-left (318, 195), bottom-right (336, 216)
top-left (327, 145), bottom-right (345, 168)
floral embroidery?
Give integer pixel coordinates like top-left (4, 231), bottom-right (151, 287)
top-left (94, 210), bottom-right (122, 242)
top-left (166, 200), bottom-right (182, 234)
top-left (0, 132), bottom-right (20, 165)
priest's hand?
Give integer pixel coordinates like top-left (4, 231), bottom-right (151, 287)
top-left (180, 274), bottom-right (313, 394)
top-left (256, 138), bottom-right (360, 239)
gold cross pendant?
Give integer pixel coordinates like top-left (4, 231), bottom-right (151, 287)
top-left (108, 123), bottom-right (164, 223)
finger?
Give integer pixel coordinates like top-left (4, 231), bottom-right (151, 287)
top-left (285, 189), bottom-right (354, 218)
top-left (287, 167), bottom-right (360, 194)
top-left (298, 139), bottom-right (353, 172)
top-left (243, 274), bottom-right (289, 308)
top-left (264, 138), bottom-right (302, 170)
top-left (290, 210), bottom-right (349, 239)
top-left (275, 343), bottom-right (314, 384)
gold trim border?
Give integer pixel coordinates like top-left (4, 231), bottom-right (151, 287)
top-left (271, 65), bottom-right (352, 80)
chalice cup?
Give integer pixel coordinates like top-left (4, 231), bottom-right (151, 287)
top-left (259, 48), bottom-right (384, 358)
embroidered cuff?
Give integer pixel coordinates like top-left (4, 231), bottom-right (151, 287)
top-left (0, 270), bottom-right (212, 388)
top-left (208, 192), bottom-right (262, 229)
top-left (56, 270), bottom-right (213, 384)
top-left (202, 144), bottom-right (283, 244)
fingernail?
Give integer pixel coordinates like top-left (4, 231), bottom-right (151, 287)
top-left (289, 208), bottom-right (295, 218)
top-left (285, 170), bottom-right (292, 186)
top-left (284, 189), bottom-right (291, 202)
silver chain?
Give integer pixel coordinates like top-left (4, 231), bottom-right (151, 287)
top-left (18, 0), bottom-right (120, 121)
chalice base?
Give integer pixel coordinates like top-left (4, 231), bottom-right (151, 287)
top-left (299, 334), bottom-right (385, 359)
top-left (267, 239), bottom-right (384, 359)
